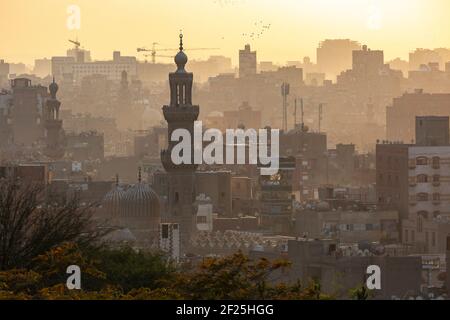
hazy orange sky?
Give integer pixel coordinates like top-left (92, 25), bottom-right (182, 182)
top-left (1, 0), bottom-right (449, 65)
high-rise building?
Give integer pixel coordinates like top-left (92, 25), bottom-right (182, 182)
top-left (239, 44), bottom-right (257, 78)
top-left (416, 116), bottom-right (449, 146)
top-left (10, 78), bottom-right (47, 146)
top-left (52, 51), bottom-right (137, 83)
top-left (409, 48), bottom-right (450, 71)
top-left (352, 45), bottom-right (384, 78)
top-left (259, 157), bottom-right (295, 234)
top-left (316, 39), bottom-right (361, 78)
top-left (377, 139), bottom-right (450, 253)
top-left (386, 91), bottom-right (450, 143)
top-left (33, 58), bottom-right (52, 78)
top-left (0, 59), bottom-right (9, 87)
top-left (161, 34), bottom-right (199, 255)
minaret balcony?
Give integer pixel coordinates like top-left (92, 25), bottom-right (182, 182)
top-left (163, 105), bottom-right (199, 122)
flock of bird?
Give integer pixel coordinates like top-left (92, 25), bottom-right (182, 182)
top-left (242, 21), bottom-right (272, 41)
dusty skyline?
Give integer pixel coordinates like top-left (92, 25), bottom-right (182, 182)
top-left (1, 0), bottom-right (449, 65)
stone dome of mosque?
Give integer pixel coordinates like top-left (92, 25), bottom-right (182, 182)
top-left (103, 176), bottom-right (125, 217)
top-left (122, 169), bottom-right (160, 219)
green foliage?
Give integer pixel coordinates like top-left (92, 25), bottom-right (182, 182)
top-left (87, 246), bottom-right (175, 292)
top-left (160, 251), bottom-right (331, 300)
top-left (349, 284), bottom-right (371, 300)
top-left (0, 244), bottom-right (331, 300)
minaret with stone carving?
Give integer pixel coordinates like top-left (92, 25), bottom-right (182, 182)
top-left (161, 33), bottom-right (199, 255)
top-left (44, 78), bottom-right (65, 159)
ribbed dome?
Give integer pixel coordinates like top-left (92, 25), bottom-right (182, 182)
top-left (122, 182), bottom-right (160, 218)
top-left (103, 184), bottom-right (125, 217)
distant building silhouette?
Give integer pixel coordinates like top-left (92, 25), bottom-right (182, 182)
top-left (239, 44), bottom-right (257, 78)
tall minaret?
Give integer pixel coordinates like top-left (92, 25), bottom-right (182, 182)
top-left (44, 78), bottom-right (65, 159)
top-left (161, 33), bottom-right (199, 255)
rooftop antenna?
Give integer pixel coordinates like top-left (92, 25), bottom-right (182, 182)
top-left (281, 83), bottom-right (290, 132)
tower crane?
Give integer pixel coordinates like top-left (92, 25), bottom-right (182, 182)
top-left (69, 39), bottom-right (81, 50)
top-left (137, 42), bottom-right (220, 64)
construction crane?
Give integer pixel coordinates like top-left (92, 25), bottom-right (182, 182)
top-left (137, 43), bottom-right (177, 64)
top-left (69, 39), bottom-right (81, 50)
top-left (142, 53), bottom-right (174, 64)
top-left (137, 42), bottom-right (220, 64)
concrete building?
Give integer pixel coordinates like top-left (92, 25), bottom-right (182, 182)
top-left (52, 51), bottom-right (137, 83)
top-left (196, 194), bottom-right (215, 232)
top-left (352, 45), bottom-right (384, 78)
top-left (377, 137), bottom-right (450, 254)
top-left (386, 91), bottom-right (450, 143)
top-left (415, 116), bottom-right (449, 146)
top-left (33, 58), bottom-right (52, 78)
top-left (0, 59), bottom-right (9, 87)
top-left (259, 157), bottom-right (295, 234)
top-left (287, 239), bottom-right (422, 299)
top-left (231, 176), bottom-right (256, 216)
top-left (9, 78), bottom-right (47, 146)
top-left (66, 131), bottom-right (104, 161)
top-left (316, 39), bottom-right (361, 79)
top-left (296, 209), bottom-right (400, 244)
top-left (239, 44), bottom-right (257, 78)
top-left (223, 101), bottom-right (262, 130)
top-left (196, 171), bottom-right (232, 217)
top-left (0, 164), bottom-right (48, 184)
top-left (409, 48), bottom-right (450, 71)
top-left (408, 62), bottom-right (450, 93)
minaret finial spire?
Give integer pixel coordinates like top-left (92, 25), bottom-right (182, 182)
top-left (115, 174), bottom-right (119, 186)
top-left (138, 167), bottom-right (142, 183)
top-left (179, 30), bottom-right (184, 51)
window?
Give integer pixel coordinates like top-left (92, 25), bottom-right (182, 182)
top-left (417, 174), bottom-right (428, 183)
top-left (404, 229), bottom-right (409, 243)
top-left (417, 216), bottom-right (423, 233)
top-left (416, 157), bottom-right (428, 165)
top-left (416, 193), bottom-right (429, 201)
top-left (161, 224), bottom-right (169, 239)
top-left (197, 216), bottom-right (207, 224)
top-left (432, 157), bottom-right (440, 169)
top-left (412, 230), bottom-right (415, 242)
top-left (433, 193), bottom-right (441, 201)
top-left (433, 175), bottom-right (440, 183)
top-left (432, 232), bottom-right (436, 247)
top-left (418, 211), bottom-right (428, 219)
